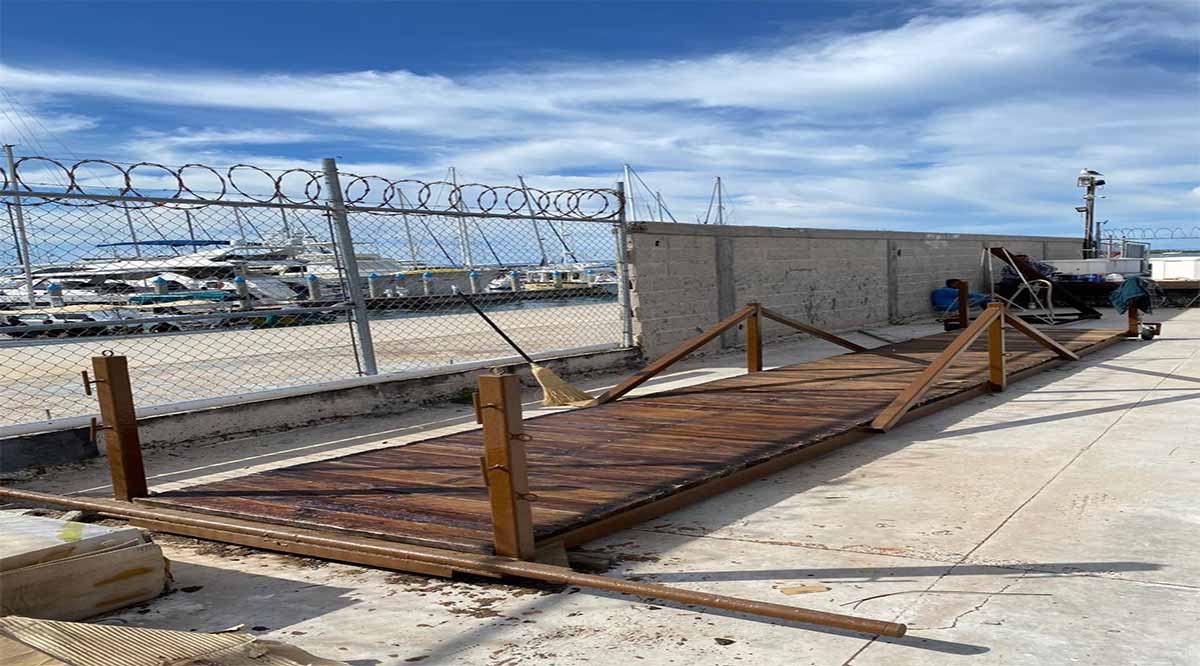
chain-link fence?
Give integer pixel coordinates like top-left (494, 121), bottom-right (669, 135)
top-left (0, 154), bottom-right (630, 428)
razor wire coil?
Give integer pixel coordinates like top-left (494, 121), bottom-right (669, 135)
top-left (0, 155), bottom-right (622, 220)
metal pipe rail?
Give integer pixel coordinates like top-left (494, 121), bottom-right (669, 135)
top-left (0, 487), bottom-right (907, 638)
top-left (0, 304), bottom-right (352, 336)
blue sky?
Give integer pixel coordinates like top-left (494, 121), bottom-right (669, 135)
top-left (1, 0), bottom-right (1197, 240)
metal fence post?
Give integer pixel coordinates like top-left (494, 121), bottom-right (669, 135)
top-left (3, 145), bottom-right (36, 307)
top-left (615, 181), bottom-right (634, 348)
top-left (322, 158), bottom-right (379, 375)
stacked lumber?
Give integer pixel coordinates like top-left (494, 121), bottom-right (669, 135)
top-left (0, 513), bottom-right (168, 620)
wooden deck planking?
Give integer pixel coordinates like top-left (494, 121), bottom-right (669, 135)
top-left (142, 327), bottom-right (1125, 553)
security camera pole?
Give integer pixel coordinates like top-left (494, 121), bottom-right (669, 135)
top-left (1076, 169), bottom-right (1105, 258)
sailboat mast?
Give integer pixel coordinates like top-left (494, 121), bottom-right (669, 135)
top-left (623, 164), bottom-right (635, 223)
top-left (402, 210), bottom-right (419, 264)
top-left (232, 207), bottom-right (247, 242)
top-left (451, 167), bottom-right (474, 269)
top-left (184, 209), bottom-right (199, 253)
top-left (122, 204), bottom-right (142, 257)
top-left (716, 176), bottom-right (723, 226)
top-left (518, 175), bottom-right (549, 266)
top-left (279, 207), bottom-right (292, 237)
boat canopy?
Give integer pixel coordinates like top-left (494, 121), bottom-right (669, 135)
top-left (96, 240), bottom-right (231, 248)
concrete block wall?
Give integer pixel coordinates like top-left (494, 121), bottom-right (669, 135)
top-left (627, 222), bottom-right (1082, 357)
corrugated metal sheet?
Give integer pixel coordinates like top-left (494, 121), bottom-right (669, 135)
top-left (0, 617), bottom-right (345, 666)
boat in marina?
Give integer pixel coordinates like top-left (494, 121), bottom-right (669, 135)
top-left (486, 262), bottom-right (619, 294)
top-left (0, 234), bottom-right (616, 337)
top-left (0, 235), bottom-right (433, 308)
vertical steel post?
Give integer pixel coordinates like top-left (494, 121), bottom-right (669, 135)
top-left (3, 145), bottom-right (36, 307)
top-left (1083, 180), bottom-right (1096, 258)
top-left (322, 158), bottom-right (378, 375)
top-left (746, 302), bottom-right (763, 373)
top-left (90, 354), bottom-right (148, 501)
top-left (615, 181), bottom-right (634, 348)
top-left (987, 303), bottom-right (1006, 391)
top-left (955, 279), bottom-right (970, 328)
top-left (5, 203), bottom-right (21, 265)
top-left (477, 373), bottom-right (536, 560)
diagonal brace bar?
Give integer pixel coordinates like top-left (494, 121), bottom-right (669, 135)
top-left (871, 304), bottom-right (1003, 431)
top-left (760, 307), bottom-right (867, 352)
top-left (595, 304), bottom-right (757, 404)
top-left (1003, 314), bottom-right (1079, 360)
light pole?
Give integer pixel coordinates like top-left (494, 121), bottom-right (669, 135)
top-left (1076, 169), bottom-right (1105, 258)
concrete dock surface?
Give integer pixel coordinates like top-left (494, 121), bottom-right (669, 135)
top-left (7, 309), bottom-right (1198, 665)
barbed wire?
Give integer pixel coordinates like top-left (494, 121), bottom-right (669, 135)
top-left (1103, 227), bottom-right (1200, 241)
top-left (0, 155), bottom-right (623, 221)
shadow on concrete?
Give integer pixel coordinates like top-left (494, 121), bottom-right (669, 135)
top-left (619, 561), bottom-right (1162, 584)
top-left (926, 391), bottom-right (1199, 441)
top-left (99, 559), bottom-right (360, 635)
top-left (1094, 362), bottom-right (1200, 384)
top-left (1031, 387), bottom-right (1199, 393)
top-left (637, 369), bottom-right (714, 388)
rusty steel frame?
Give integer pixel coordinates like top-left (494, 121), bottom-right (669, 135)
top-left (84, 354), bottom-right (148, 501)
top-left (870, 302), bottom-right (1081, 432)
top-left (595, 304), bottom-right (758, 404)
top-left (595, 303), bottom-right (865, 405)
top-left (476, 373), bottom-right (537, 560)
top-left (759, 307), bottom-right (868, 352)
top-left (0, 487), bottom-right (906, 638)
top-left (13, 352), bottom-right (910, 637)
top-left (956, 280), bottom-right (970, 328)
top-left (5, 318), bottom-right (1134, 638)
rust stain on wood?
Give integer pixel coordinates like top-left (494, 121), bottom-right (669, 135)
top-left (92, 566), bottom-right (154, 587)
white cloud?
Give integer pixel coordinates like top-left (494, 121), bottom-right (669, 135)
top-left (0, 2), bottom-right (1195, 235)
top-left (0, 99), bottom-right (98, 147)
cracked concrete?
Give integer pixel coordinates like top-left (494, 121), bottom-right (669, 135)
top-left (4, 310), bottom-right (1199, 665)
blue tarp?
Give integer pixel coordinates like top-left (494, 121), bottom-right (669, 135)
top-left (931, 287), bottom-right (989, 311)
top-left (1109, 276), bottom-right (1154, 314)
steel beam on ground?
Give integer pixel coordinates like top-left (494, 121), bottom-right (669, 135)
top-left (0, 488), bottom-right (907, 638)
